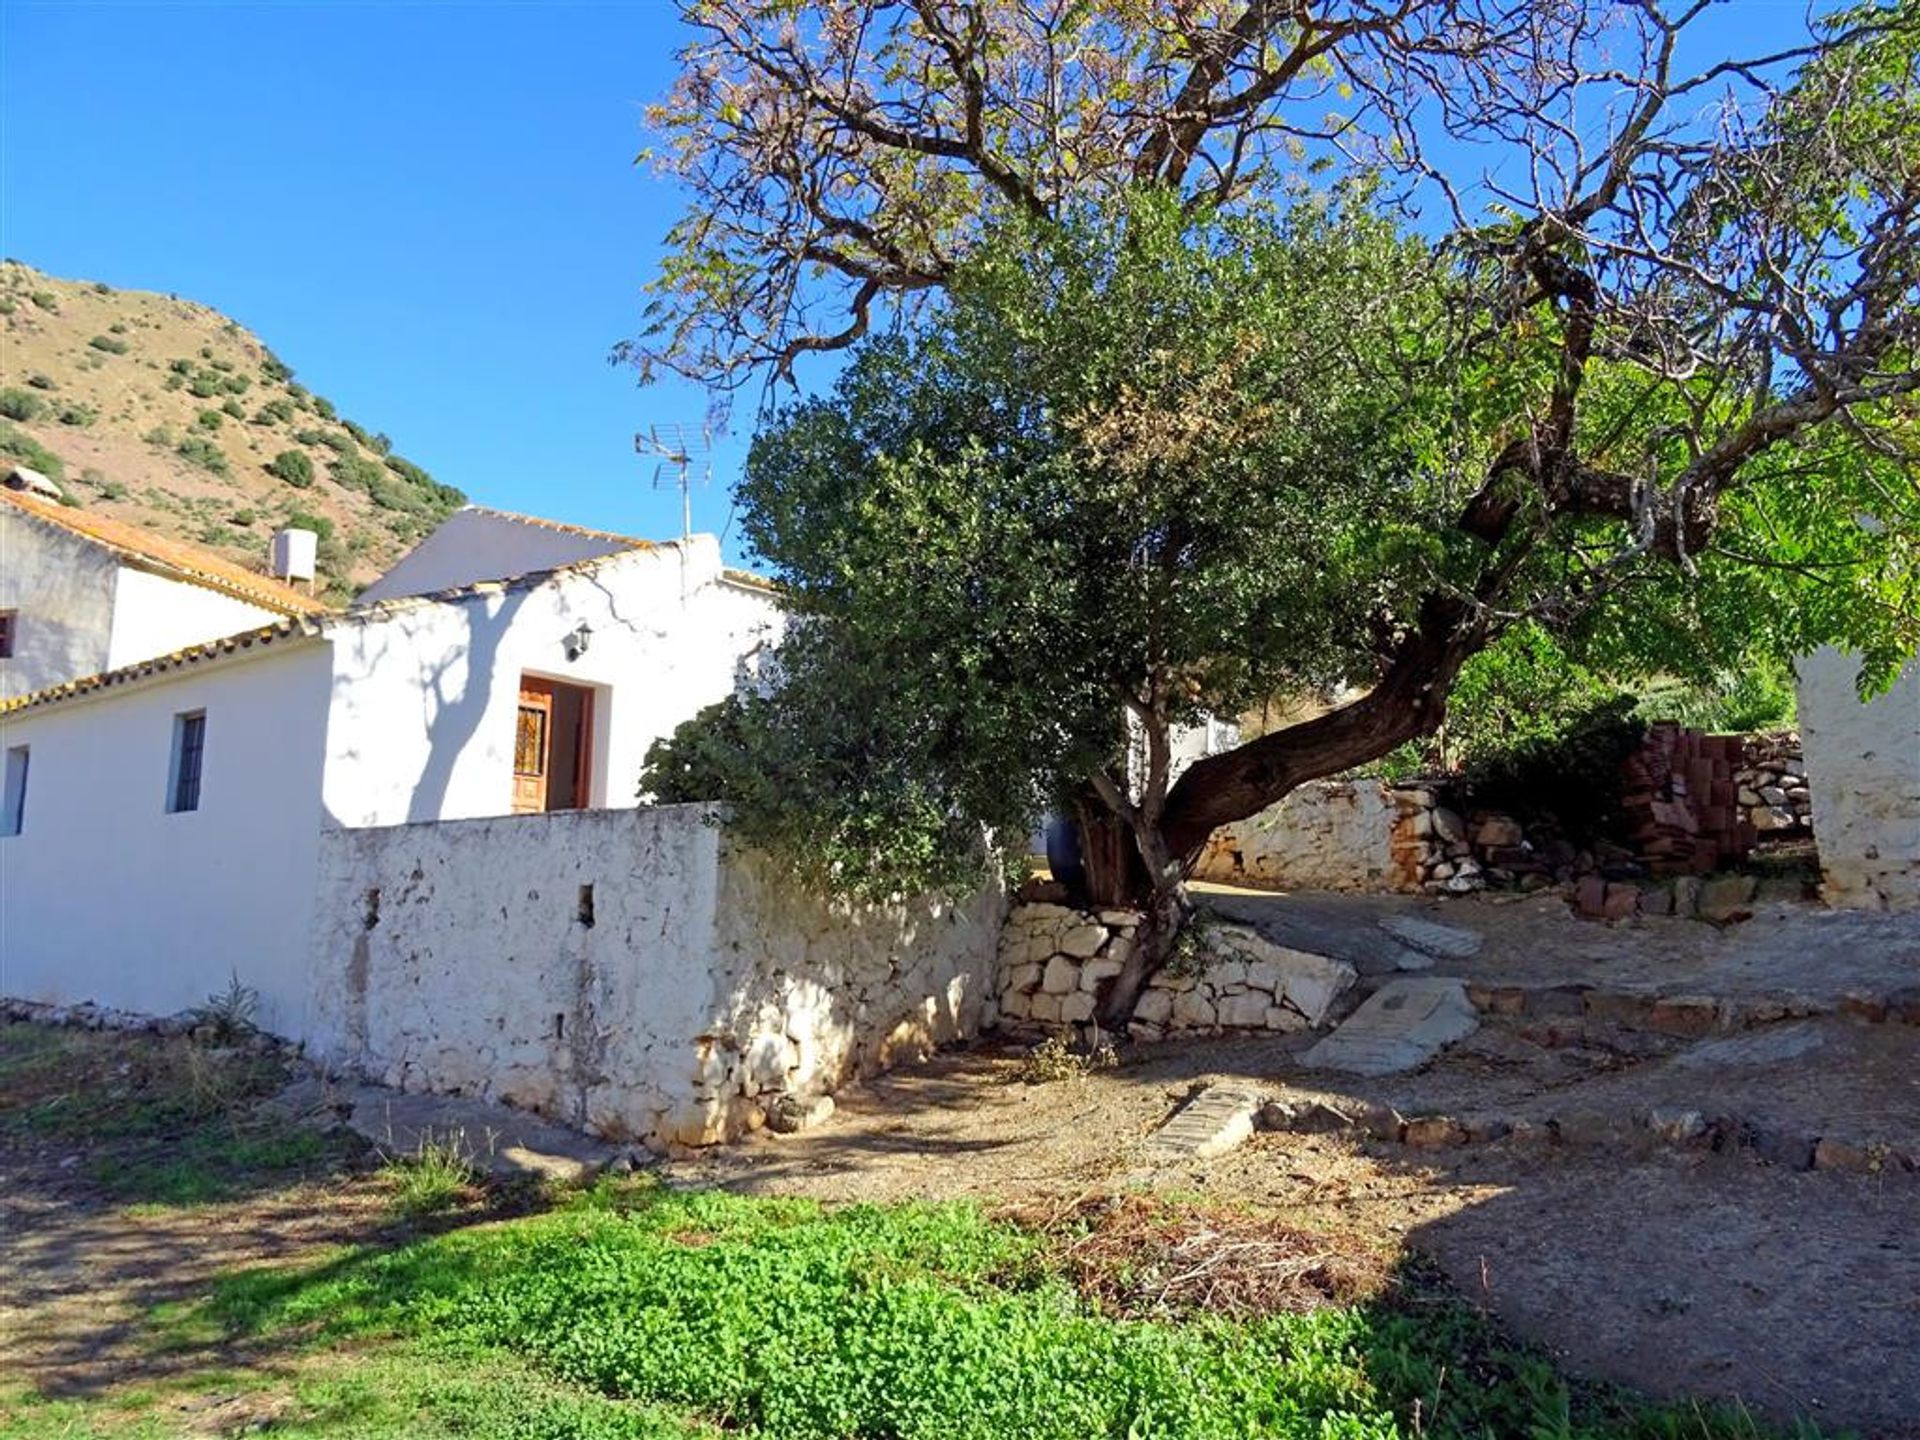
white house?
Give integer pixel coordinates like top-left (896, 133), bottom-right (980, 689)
top-left (0, 506), bottom-right (783, 1032)
top-left (0, 488), bottom-right (331, 698)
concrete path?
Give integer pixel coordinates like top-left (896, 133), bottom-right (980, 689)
top-left (276, 1076), bottom-right (621, 1183)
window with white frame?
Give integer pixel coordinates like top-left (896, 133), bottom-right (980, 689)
top-left (167, 711), bottom-right (206, 813)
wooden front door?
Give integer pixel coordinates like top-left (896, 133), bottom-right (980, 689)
top-left (512, 679), bottom-right (555, 814)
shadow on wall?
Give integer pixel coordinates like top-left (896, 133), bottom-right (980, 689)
top-left (322, 589), bottom-right (532, 826)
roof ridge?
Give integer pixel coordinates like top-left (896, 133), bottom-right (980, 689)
top-left (460, 504), bottom-right (658, 550)
top-left (0, 490), bottom-right (333, 617)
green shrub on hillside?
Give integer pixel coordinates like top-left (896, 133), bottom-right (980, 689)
top-left (56, 402), bottom-right (97, 427)
top-left (311, 396), bottom-right (336, 420)
top-left (88, 334), bottom-right (130, 355)
top-left (260, 352), bottom-right (294, 383)
top-left (169, 358), bottom-right (195, 375)
top-left (176, 435), bottom-right (229, 475)
top-left (222, 373), bottom-right (250, 395)
top-left (29, 290), bottom-right (57, 311)
top-left (143, 425), bottom-right (174, 446)
top-left (319, 431), bottom-right (356, 455)
top-left (342, 419), bottom-right (372, 448)
top-left (0, 388), bottom-right (47, 422)
top-left (109, 321), bottom-right (128, 333)
top-left (188, 371), bottom-right (223, 399)
top-left (267, 450), bottom-right (315, 488)
top-left (254, 397), bottom-right (296, 425)
top-left (92, 281), bottom-right (111, 294)
top-left (221, 398), bottom-right (247, 420)
top-left (26, 372), bottom-right (56, 390)
top-left (292, 427), bottom-right (328, 446)
top-left (196, 409), bottom-right (224, 432)
top-left (164, 372), bottom-right (186, 391)
top-left (281, 508), bottom-right (334, 541)
top-left (0, 420), bottom-right (66, 481)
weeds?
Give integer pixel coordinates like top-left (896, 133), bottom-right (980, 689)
top-left (380, 1126), bottom-right (480, 1217)
top-left (1012, 1032), bottom-right (1118, 1084)
top-left (193, 971), bottom-right (259, 1043)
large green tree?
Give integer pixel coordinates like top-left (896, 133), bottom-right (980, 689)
top-left (640, 0), bottom-right (1919, 1021)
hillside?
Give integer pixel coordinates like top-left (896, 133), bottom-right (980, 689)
top-left (0, 260), bottom-right (463, 600)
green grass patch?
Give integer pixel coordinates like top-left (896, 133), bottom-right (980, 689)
top-left (0, 1343), bottom-right (708, 1439)
top-left (187, 1184), bottom-right (1826, 1440)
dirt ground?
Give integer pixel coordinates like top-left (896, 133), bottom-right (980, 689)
top-left (662, 1036), bottom-right (1920, 1437)
top-left (4, 891), bottom-right (1917, 1436)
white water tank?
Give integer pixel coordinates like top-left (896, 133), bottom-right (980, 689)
top-left (270, 526), bottom-right (318, 584)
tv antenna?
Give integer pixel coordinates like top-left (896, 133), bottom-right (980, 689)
top-left (636, 398), bottom-right (727, 540)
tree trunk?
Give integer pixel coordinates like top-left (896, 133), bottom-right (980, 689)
top-left (1096, 874), bottom-right (1189, 1030)
top-left (1072, 793), bottom-right (1149, 907)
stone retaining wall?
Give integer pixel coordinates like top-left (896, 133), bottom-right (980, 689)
top-left (993, 903), bottom-right (1356, 1043)
top-left (1737, 732), bottom-right (1813, 837)
top-left (1192, 781), bottom-right (1471, 894)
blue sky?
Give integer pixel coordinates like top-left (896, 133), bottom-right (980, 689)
top-left (2, 2), bottom-right (1820, 562)
top-left (2, 1), bottom-right (745, 548)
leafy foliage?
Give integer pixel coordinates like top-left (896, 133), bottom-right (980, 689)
top-left (648, 193), bottom-right (1453, 897)
top-left (0, 387), bottom-right (47, 422)
top-left (0, 419), bottom-right (65, 481)
top-left (267, 448), bottom-right (315, 488)
top-left (176, 434), bottom-right (229, 475)
top-left (1456, 697), bottom-right (1650, 841)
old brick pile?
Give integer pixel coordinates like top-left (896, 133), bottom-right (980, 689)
top-left (1617, 724), bottom-right (1755, 875)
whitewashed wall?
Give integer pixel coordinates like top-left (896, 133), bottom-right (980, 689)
top-left (356, 508), bottom-right (632, 604)
top-left (1797, 648), bottom-right (1920, 910)
top-left (1193, 780), bottom-right (1426, 892)
top-left (0, 510), bottom-right (117, 697)
top-left (106, 567), bottom-right (285, 670)
top-left (306, 806), bottom-right (1005, 1148)
top-left (0, 641), bottom-right (334, 1033)
top-left (322, 538), bottom-right (781, 826)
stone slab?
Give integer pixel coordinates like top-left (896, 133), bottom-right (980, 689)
top-left (1668, 1022), bottom-right (1827, 1071)
top-left (337, 1083), bottom-right (619, 1183)
top-left (1300, 977), bottom-right (1480, 1077)
top-left (1377, 915), bottom-right (1485, 960)
top-left (1143, 1084), bottom-right (1263, 1161)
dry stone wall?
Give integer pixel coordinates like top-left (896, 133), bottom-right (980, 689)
top-left (1737, 732), bottom-right (1813, 838)
top-left (1192, 780), bottom-right (1466, 894)
top-left (994, 903), bottom-right (1357, 1043)
top-left (307, 805), bottom-right (1006, 1150)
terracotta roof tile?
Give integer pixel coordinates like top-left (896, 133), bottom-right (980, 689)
top-left (0, 489), bottom-right (333, 617)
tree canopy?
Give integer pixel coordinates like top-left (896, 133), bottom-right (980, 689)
top-left (640, 0), bottom-right (1919, 1019)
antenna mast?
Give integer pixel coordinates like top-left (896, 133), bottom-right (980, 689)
top-left (635, 399), bottom-right (726, 541)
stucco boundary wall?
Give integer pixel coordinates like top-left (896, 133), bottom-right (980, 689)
top-left (1796, 649), bottom-right (1920, 910)
top-left (306, 804), bottom-right (1007, 1150)
top-left (1192, 780), bottom-right (1470, 895)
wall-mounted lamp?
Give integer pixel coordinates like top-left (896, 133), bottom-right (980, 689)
top-left (564, 620), bottom-right (594, 661)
